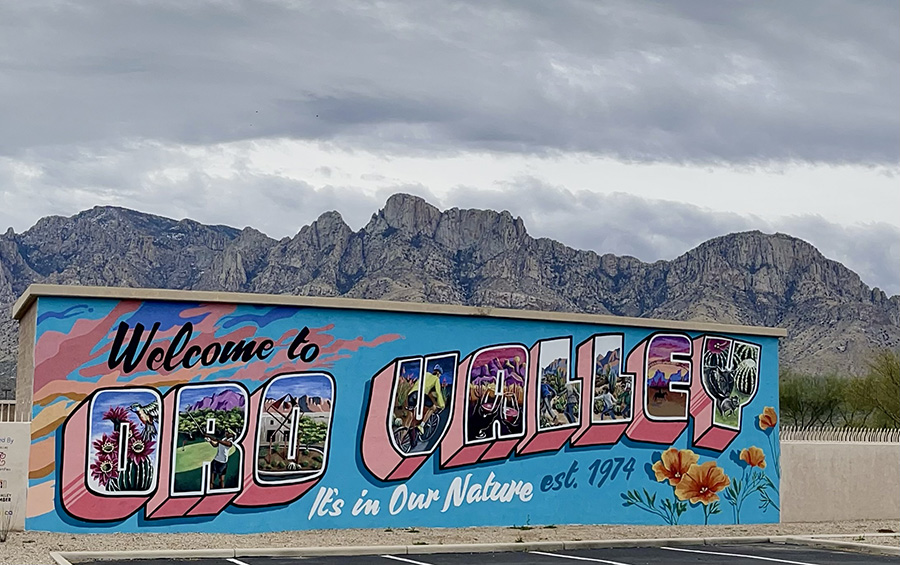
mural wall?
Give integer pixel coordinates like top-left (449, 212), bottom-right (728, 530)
top-left (24, 295), bottom-right (781, 532)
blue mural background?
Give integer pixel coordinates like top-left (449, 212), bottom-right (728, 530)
top-left (27, 295), bottom-right (780, 532)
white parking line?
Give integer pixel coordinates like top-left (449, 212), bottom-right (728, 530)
top-left (661, 546), bottom-right (823, 565)
top-left (227, 559), bottom-right (252, 565)
top-left (380, 555), bottom-right (434, 565)
top-left (530, 551), bottom-right (632, 565)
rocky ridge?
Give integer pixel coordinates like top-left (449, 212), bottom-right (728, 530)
top-left (0, 194), bottom-right (897, 398)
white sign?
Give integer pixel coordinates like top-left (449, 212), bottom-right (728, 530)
top-left (0, 422), bottom-right (30, 532)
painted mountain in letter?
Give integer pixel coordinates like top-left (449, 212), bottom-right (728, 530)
top-left (189, 389), bottom-right (246, 412)
top-left (297, 395), bottom-right (332, 413)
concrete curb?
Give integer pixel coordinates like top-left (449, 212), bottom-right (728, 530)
top-left (783, 535), bottom-right (900, 557)
top-left (563, 537), bottom-right (706, 550)
top-left (236, 545), bottom-right (408, 557)
top-left (53, 534), bottom-right (893, 562)
top-left (57, 549), bottom-right (234, 562)
top-left (48, 552), bottom-right (71, 565)
top-left (406, 541), bottom-right (564, 554)
top-left (702, 536), bottom-right (772, 545)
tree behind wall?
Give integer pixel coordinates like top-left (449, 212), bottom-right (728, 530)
top-left (849, 350), bottom-right (900, 427)
top-left (779, 371), bottom-right (848, 429)
top-left (779, 350), bottom-right (900, 429)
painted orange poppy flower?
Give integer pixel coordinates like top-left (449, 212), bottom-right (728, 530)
top-left (758, 406), bottom-right (777, 430)
top-left (740, 446), bottom-right (766, 469)
top-left (674, 461), bottom-right (731, 505)
top-left (652, 447), bottom-right (699, 486)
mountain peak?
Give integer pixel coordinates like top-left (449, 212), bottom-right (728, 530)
top-left (378, 193), bottom-right (442, 236)
top-left (678, 229), bottom-right (870, 302)
top-left (0, 198), bottom-right (897, 389)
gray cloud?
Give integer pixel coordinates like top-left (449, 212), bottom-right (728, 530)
top-left (1, 144), bottom-right (895, 295)
top-left (0, 2), bottom-right (894, 294)
top-left (0, 143), bottom-right (382, 237)
top-left (443, 179), bottom-right (759, 259)
top-left (769, 216), bottom-right (900, 296)
top-left (1, 1), bottom-right (896, 164)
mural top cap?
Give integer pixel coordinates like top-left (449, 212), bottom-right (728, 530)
top-left (13, 283), bottom-right (787, 337)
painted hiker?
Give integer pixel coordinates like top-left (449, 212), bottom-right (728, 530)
top-left (540, 379), bottom-right (558, 421)
top-left (206, 429), bottom-right (235, 490)
top-left (598, 385), bottom-right (616, 420)
top-left (617, 383), bottom-right (632, 419)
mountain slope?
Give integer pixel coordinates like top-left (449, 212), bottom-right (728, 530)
top-left (1, 194), bottom-right (897, 396)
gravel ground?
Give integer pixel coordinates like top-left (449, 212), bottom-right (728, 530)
top-left (1, 520), bottom-right (898, 565)
top-left (823, 535), bottom-right (900, 547)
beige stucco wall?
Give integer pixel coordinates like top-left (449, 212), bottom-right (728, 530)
top-left (781, 441), bottom-right (900, 522)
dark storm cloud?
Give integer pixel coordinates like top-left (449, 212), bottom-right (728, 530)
top-left (442, 182), bottom-right (900, 296)
top-left (1, 0), bottom-right (896, 164)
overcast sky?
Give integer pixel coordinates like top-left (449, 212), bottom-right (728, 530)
top-left (1, 1), bottom-right (897, 294)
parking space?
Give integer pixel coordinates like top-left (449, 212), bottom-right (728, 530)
top-left (78, 543), bottom-right (900, 565)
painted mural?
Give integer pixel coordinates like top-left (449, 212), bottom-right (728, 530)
top-left (25, 295), bottom-right (780, 533)
top-left (390, 354), bottom-right (456, 455)
top-left (256, 374), bottom-right (333, 483)
top-left (86, 389), bottom-right (161, 496)
top-left (591, 334), bottom-right (631, 423)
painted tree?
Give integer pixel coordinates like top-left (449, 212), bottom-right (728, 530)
top-left (297, 415), bottom-right (328, 455)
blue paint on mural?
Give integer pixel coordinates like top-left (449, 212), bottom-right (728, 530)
top-left (27, 295), bottom-right (781, 533)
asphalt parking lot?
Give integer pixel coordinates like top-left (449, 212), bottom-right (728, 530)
top-left (80, 543), bottom-right (899, 565)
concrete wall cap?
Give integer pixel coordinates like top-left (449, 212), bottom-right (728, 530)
top-left (12, 283), bottom-right (787, 337)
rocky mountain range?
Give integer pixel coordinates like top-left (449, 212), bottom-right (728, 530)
top-left (297, 396), bottom-right (332, 413)
top-left (1, 193), bottom-right (898, 398)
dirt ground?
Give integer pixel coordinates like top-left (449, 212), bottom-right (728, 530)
top-left (1, 520), bottom-right (898, 565)
top-left (820, 534), bottom-right (900, 547)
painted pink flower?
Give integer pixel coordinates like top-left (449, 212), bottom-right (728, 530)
top-left (92, 432), bottom-right (119, 457)
top-left (90, 453), bottom-right (119, 487)
top-left (126, 430), bottom-right (155, 465)
top-left (103, 406), bottom-right (133, 427)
